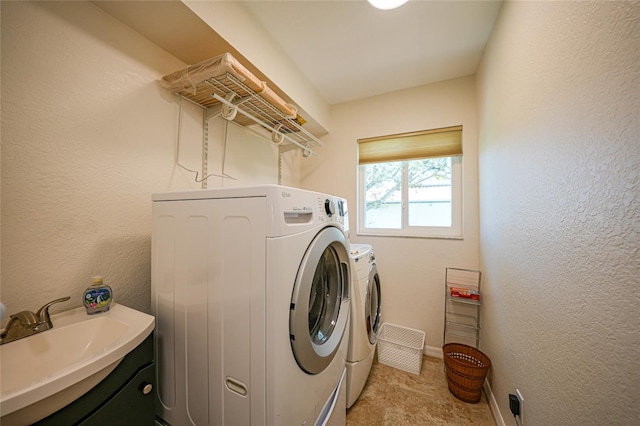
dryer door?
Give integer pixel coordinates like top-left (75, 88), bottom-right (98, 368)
top-left (290, 226), bottom-right (350, 375)
top-left (366, 263), bottom-right (382, 345)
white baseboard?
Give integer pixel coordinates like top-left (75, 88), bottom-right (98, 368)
top-left (484, 380), bottom-right (506, 426)
top-left (424, 345), bottom-right (443, 359)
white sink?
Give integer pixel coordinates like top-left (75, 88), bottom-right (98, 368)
top-left (0, 303), bottom-right (154, 424)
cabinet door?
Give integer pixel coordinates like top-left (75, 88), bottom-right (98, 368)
top-left (81, 364), bottom-right (155, 425)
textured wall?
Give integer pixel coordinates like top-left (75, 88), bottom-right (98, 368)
top-left (476, 1), bottom-right (640, 424)
top-left (1, 2), bottom-right (280, 321)
top-left (301, 76), bottom-right (480, 352)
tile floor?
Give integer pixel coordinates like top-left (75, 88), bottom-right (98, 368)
top-left (346, 356), bottom-right (496, 425)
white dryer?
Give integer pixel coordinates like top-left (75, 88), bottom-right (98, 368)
top-left (346, 243), bottom-right (382, 408)
top-left (152, 185), bottom-right (351, 426)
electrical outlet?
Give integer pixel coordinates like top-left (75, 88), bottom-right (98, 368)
top-left (516, 389), bottom-right (524, 425)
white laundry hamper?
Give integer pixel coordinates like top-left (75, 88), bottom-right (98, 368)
top-left (377, 323), bottom-right (425, 375)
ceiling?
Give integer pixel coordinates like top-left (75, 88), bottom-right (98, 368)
top-left (240, 0), bottom-right (503, 104)
top-left (94, 0), bottom-right (503, 133)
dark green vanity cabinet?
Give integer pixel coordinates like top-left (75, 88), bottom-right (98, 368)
top-left (35, 333), bottom-right (155, 425)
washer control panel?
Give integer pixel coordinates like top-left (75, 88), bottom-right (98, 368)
top-left (272, 186), bottom-right (348, 236)
top-left (316, 196), bottom-right (347, 226)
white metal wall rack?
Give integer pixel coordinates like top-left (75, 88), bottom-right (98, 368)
top-left (443, 268), bottom-right (482, 348)
top-left (175, 72), bottom-right (323, 156)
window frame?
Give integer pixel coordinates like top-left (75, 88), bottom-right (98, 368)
top-left (356, 129), bottom-right (464, 239)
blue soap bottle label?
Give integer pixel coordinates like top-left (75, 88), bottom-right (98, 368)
top-left (84, 276), bottom-right (112, 314)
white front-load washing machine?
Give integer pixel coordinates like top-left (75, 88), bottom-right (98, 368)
top-left (152, 185), bottom-right (351, 426)
top-left (346, 244), bottom-right (382, 408)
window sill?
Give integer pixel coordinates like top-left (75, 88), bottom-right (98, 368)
top-left (356, 231), bottom-right (463, 240)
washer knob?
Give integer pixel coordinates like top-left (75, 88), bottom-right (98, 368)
top-left (141, 383), bottom-right (153, 395)
top-left (324, 199), bottom-right (336, 216)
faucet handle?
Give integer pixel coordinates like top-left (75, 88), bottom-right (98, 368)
top-left (35, 296), bottom-right (71, 325)
top-left (10, 311), bottom-right (39, 327)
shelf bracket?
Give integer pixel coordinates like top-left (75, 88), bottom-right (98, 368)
top-left (271, 124), bottom-right (285, 145)
top-left (211, 92), bottom-right (318, 156)
top-left (220, 93), bottom-right (239, 121)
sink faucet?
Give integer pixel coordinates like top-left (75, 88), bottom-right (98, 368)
top-left (0, 296), bottom-right (71, 345)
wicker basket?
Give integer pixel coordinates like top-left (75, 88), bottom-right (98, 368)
top-left (443, 343), bottom-right (491, 403)
top-left (377, 323), bottom-right (425, 375)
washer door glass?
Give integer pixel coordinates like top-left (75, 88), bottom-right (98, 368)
top-left (308, 247), bottom-right (342, 344)
top-left (290, 226), bottom-right (350, 375)
top-left (366, 264), bottom-right (382, 345)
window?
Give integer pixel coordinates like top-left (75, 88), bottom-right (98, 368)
top-left (357, 126), bottom-right (463, 238)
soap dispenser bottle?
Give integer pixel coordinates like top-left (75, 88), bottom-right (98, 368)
top-left (83, 276), bottom-right (113, 314)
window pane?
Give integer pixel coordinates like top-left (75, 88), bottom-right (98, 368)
top-left (363, 162), bottom-right (402, 229)
top-left (408, 158), bottom-right (452, 227)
